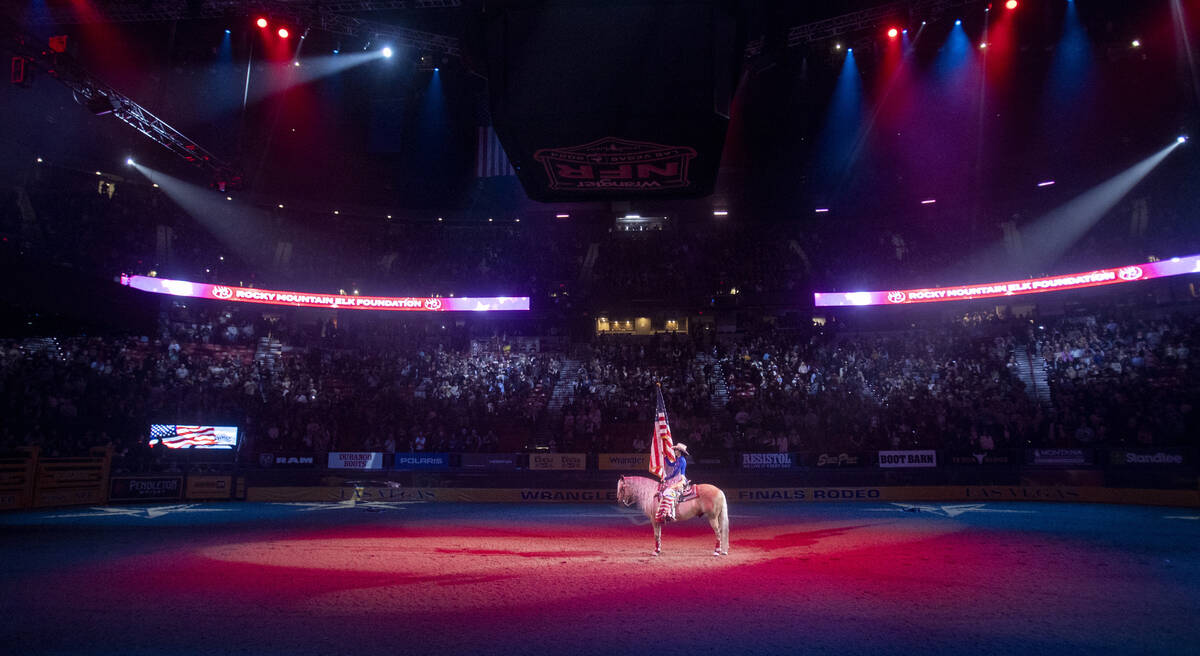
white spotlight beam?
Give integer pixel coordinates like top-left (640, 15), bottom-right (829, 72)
top-left (1017, 140), bottom-right (1183, 274)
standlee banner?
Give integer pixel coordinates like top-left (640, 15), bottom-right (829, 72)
top-left (949, 451), bottom-right (1013, 466)
top-left (392, 453), bottom-right (452, 471)
top-left (460, 453), bottom-right (521, 471)
top-left (327, 452), bottom-right (384, 470)
top-left (741, 453), bottom-right (794, 469)
top-left (814, 254), bottom-right (1200, 307)
top-left (813, 452), bottom-right (865, 468)
top-left (122, 275), bottom-right (529, 312)
top-left (109, 476), bottom-right (184, 501)
top-left (878, 450), bottom-right (938, 468)
top-left (529, 453), bottom-right (587, 471)
top-left (1108, 448), bottom-right (1188, 467)
top-left (258, 453), bottom-right (316, 468)
top-left (1028, 448), bottom-right (1094, 466)
top-left (598, 453), bottom-right (651, 471)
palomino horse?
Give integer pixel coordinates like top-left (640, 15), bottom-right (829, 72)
top-left (616, 475), bottom-right (729, 556)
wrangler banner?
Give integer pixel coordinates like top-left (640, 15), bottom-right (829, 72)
top-left (598, 453), bottom-right (651, 471)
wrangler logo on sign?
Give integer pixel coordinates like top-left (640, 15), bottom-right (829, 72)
top-left (533, 137), bottom-right (697, 192)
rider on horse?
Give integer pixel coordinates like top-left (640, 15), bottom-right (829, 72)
top-left (656, 443), bottom-right (690, 522)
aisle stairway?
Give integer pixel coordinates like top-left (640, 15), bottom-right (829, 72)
top-left (1013, 345), bottom-right (1053, 407)
top-left (696, 353), bottom-right (729, 410)
top-left (255, 336), bottom-right (284, 374)
top-left (532, 357), bottom-right (583, 449)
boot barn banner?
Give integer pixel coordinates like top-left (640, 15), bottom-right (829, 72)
top-left (814, 254), bottom-right (1200, 307)
top-left (121, 275), bottom-right (529, 312)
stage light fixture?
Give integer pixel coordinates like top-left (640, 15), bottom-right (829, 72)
top-left (1132, 39), bottom-right (1141, 47)
top-left (382, 47), bottom-right (393, 58)
top-left (278, 28), bottom-right (289, 39)
top-left (921, 199), bottom-right (937, 205)
top-left (1179, 136), bottom-right (1189, 143)
top-left (980, 42), bottom-right (988, 48)
top-left (36, 157), bottom-right (43, 163)
top-left (955, 19), bottom-right (962, 26)
top-left (713, 210), bottom-right (729, 216)
top-left (887, 28), bottom-right (898, 38)
top-left (256, 18), bottom-right (268, 28)
top-left (815, 208), bottom-right (830, 213)
top-left (555, 214), bottom-right (569, 219)
top-left (224, 29), bottom-right (231, 35)
top-left (835, 43), bottom-right (842, 50)
top-left (1037, 180), bottom-right (1056, 187)
top-left (125, 158), bottom-right (134, 166)
top-left (1006, 0), bottom-right (1018, 9)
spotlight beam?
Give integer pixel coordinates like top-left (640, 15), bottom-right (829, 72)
top-left (1014, 140), bottom-right (1184, 275)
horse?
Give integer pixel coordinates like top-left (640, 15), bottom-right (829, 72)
top-left (616, 475), bottom-right (729, 556)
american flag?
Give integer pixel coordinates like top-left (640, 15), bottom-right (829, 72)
top-left (150, 424), bottom-right (219, 448)
top-left (648, 387), bottom-right (676, 480)
top-left (476, 126), bottom-right (516, 178)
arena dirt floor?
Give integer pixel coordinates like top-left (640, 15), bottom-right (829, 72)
top-left (2, 499), bottom-right (1198, 655)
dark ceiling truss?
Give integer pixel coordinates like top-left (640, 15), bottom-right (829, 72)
top-left (24, 0), bottom-right (461, 57)
top-left (786, 0), bottom-right (980, 48)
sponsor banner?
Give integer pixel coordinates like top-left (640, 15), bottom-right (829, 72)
top-left (33, 486), bottom-right (106, 508)
top-left (258, 453), bottom-right (316, 468)
top-left (186, 475), bottom-right (233, 500)
top-left (121, 275), bottom-right (530, 312)
top-left (1108, 449), bottom-right (1188, 467)
top-left (328, 452), bottom-right (384, 470)
top-left (460, 453), bottom-right (520, 471)
top-left (814, 254), bottom-right (1200, 307)
top-left (529, 453), bottom-right (587, 471)
top-left (949, 451), bottom-right (1013, 466)
top-left (532, 137), bottom-right (698, 194)
top-left (109, 476), bottom-right (184, 501)
top-left (244, 486), bottom-right (1200, 506)
top-left (598, 453), bottom-right (651, 471)
top-left (1028, 448), bottom-right (1094, 466)
top-left (813, 452), bottom-right (865, 468)
top-left (393, 453), bottom-right (452, 471)
top-left (878, 450), bottom-right (938, 468)
top-left (741, 453), bottom-right (795, 469)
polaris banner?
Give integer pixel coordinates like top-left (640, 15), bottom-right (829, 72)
top-left (328, 452), bottom-right (384, 470)
top-left (460, 453), bottom-right (519, 471)
top-left (1108, 449), bottom-right (1187, 467)
top-left (877, 450), bottom-right (938, 468)
top-left (741, 453), bottom-right (794, 469)
top-left (109, 476), bottom-right (183, 501)
top-left (1028, 449), bottom-right (1094, 466)
top-left (393, 453), bottom-right (451, 471)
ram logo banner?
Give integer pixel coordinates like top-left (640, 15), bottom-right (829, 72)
top-left (533, 137), bottom-right (697, 192)
top-left (813, 254), bottom-right (1200, 307)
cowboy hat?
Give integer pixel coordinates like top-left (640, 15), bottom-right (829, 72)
top-left (672, 443), bottom-right (689, 455)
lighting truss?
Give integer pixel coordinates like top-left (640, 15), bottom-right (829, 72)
top-left (22, 0), bottom-right (461, 57)
top-left (3, 24), bottom-right (238, 184)
top-left (786, 0), bottom-right (981, 48)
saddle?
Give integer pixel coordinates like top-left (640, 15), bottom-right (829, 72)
top-left (657, 481), bottom-right (697, 503)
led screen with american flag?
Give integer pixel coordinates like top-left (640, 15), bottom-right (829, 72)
top-left (149, 425), bottom-right (239, 449)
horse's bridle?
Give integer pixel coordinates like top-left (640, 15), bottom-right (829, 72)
top-left (617, 480), bottom-right (634, 507)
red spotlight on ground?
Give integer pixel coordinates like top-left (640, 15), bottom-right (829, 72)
top-left (277, 28), bottom-right (289, 39)
top-left (256, 17), bottom-right (268, 28)
top-left (887, 27), bottom-right (899, 38)
top-left (1005, 0), bottom-right (1017, 9)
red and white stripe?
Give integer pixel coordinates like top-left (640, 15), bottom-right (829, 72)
top-left (648, 390), bottom-right (675, 480)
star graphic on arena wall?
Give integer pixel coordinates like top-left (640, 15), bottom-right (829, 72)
top-left (862, 503), bottom-right (1036, 518)
top-left (279, 500), bottom-right (422, 512)
top-left (44, 504), bottom-right (234, 519)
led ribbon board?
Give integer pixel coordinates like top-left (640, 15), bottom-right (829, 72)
top-left (814, 255), bottom-right (1200, 307)
top-left (121, 275), bottom-right (530, 311)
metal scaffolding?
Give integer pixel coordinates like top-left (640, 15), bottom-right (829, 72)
top-left (22, 0), bottom-right (461, 57)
